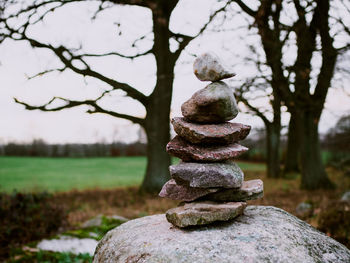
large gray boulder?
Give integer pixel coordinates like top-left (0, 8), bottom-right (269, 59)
top-left (93, 206), bottom-right (350, 263)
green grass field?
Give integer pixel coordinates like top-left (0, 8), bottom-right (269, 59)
top-left (0, 157), bottom-right (265, 193)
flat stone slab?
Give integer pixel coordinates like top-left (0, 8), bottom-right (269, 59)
top-left (94, 206), bottom-right (350, 263)
top-left (181, 81), bottom-right (238, 123)
top-left (172, 117), bottom-right (251, 145)
top-left (166, 201), bottom-right (246, 228)
top-left (341, 191), bottom-right (350, 202)
top-left (203, 179), bottom-right (264, 202)
top-left (193, 52), bottom-right (235, 81)
top-left (166, 136), bottom-right (248, 162)
top-left (37, 235), bottom-right (98, 256)
top-left (159, 179), bottom-right (219, 201)
top-left (170, 161), bottom-right (243, 188)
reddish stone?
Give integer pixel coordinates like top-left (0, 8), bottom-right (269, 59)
top-left (203, 179), bottom-right (264, 202)
top-left (171, 117), bottom-right (251, 145)
top-left (158, 179), bottom-right (219, 202)
top-left (166, 136), bottom-right (248, 162)
top-left (170, 161), bottom-right (243, 188)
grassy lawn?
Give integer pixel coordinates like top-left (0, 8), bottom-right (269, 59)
top-left (0, 157), bottom-right (146, 193)
top-left (0, 157), bottom-right (265, 193)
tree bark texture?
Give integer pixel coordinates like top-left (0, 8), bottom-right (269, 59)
top-left (265, 90), bottom-right (282, 178)
top-left (284, 113), bottom-right (300, 174)
top-left (266, 122), bottom-right (281, 178)
top-left (249, 0), bottom-right (337, 189)
top-left (140, 4), bottom-right (175, 192)
top-left (298, 110), bottom-right (334, 189)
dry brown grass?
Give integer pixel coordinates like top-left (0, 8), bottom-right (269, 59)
top-left (53, 166), bottom-right (350, 230)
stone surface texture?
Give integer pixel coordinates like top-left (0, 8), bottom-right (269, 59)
top-left (295, 202), bottom-right (313, 219)
top-left (170, 161), bottom-right (243, 188)
top-left (171, 117), bottom-right (251, 144)
top-left (159, 179), bottom-right (218, 201)
top-left (341, 191), bottom-right (350, 202)
top-left (93, 206), bottom-right (350, 263)
top-left (193, 52), bottom-right (235, 81)
top-left (203, 179), bottom-right (264, 202)
top-left (166, 201), bottom-right (246, 228)
top-left (181, 81), bottom-right (238, 123)
top-left (166, 136), bottom-right (248, 162)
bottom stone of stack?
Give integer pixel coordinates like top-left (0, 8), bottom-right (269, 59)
top-left (166, 201), bottom-right (247, 228)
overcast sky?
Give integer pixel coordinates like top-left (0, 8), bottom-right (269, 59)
top-left (0, 0), bottom-right (349, 144)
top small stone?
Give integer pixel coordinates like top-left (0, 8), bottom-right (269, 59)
top-left (193, 52), bottom-right (235, 82)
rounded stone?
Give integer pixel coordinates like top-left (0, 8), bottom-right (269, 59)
top-left (94, 206), bottom-right (350, 263)
top-left (181, 81), bottom-right (238, 123)
top-left (295, 202), bottom-right (313, 219)
top-left (193, 52), bottom-right (235, 81)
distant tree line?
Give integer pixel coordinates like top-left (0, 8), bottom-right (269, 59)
top-left (0, 139), bottom-right (146, 157)
top-left (2, 116), bottom-right (349, 161)
top-left (241, 114), bottom-right (350, 165)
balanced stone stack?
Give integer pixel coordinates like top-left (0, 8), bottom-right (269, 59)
top-left (159, 52), bottom-right (264, 228)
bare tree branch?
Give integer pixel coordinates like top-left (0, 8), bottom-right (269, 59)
top-left (9, 31), bottom-right (149, 105)
top-left (235, 89), bottom-right (270, 124)
top-left (27, 67), bottom-right (67, 79)
top-left (81, 48), bottom-right (152, 59)
top-left (171, 1), bottom-right (232, 61)
top-left (231, 0), bottom-right (256, 17)
top-left (14, 96), bottom-right (145, 126)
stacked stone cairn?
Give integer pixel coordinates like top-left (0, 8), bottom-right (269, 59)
top-left (159, 52), bottom-right (264, 228)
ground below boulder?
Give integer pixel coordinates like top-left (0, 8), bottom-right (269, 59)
top-left (93, 206), bottom-right (350, 263)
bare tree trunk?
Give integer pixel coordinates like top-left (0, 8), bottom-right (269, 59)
top-left (141, 106), bottom-right (171, 192)
top-left (140, 6), bottom-right (174, 193)
top-left (299, 110), bottom-right (334, 189)
top-left (141, 72), bottom-right (174, 192)
top-left (266, 122), bottom-right (281, 178)
top-left (284, 112), bottom-right (300, 174)
top-left (267, 91), bottom-right (281, 178)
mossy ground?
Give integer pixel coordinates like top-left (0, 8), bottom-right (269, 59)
top-left (63, 216), bottom-right (125, 240)
top-left (8, 248), bottom-right (92, 263)
top-left (6, 216), bottom-right (124, 262)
